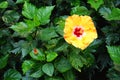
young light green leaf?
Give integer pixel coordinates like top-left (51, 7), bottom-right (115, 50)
top-left (4, 69), bottom-right (22, 80)
top-left (54, 57), bottom-right (72, 73)
top-left (107, 46), bottom-right (120, 65)
top-left (88, 0), bottom-right (104, 10)
top-left (0, 54), bottom-right (9, 69)
top-left (0, 1), bottom-right (8, 8)
top-left (36, 6), bottom-right (54, 25)
top-left (22, 60), bottom-right (35, 74)
top-left (42, 63), bottom-right (54, 76)
top-left (10, 22), bottom-right (35, 37)
top-left (71, 6), bottom-right (91, 15)
top-left (29, 48), bottom-right (45, 61)
top-left (46, 52), bottom-right (58, 62)
top-left (22, 2), bottom-right (37, 19)
top-left (25, 19), bottom-right (40, 28)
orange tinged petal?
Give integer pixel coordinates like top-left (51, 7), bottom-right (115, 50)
top-left (63, 15), bottom-right (98, 50)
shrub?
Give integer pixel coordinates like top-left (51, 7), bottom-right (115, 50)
top-left (0, 0), bottom-right (120, 80)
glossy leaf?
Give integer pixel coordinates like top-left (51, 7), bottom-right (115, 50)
top-left (63, 70), bottom-right (75, 80)
top-left (99, 7), bottom-right (120, 21)
top-left (36, 6), bottom-right (54, 25)
top-left (55, 43), bottom-right (68, 52)
top-left (46, 52), bottom-right (58, 62)
top-left (88, 0), bottom-right (104, 10)
top-left (29, 48), bottom-right (45, 61)
top-left (42, 63), bottom-right (54, 76)
top-left (54, 57), bottom-right (72, 73)
top-left (55, 16), bottom-right (66, 36)
top-left (0, 1), bottom-right (8, 8)
top-left (21, 41), bottom-right (32, 58)
top-left (99, 7), bottom-right (111, 20)
top-left (16, 0), bottom-right (29, 4)
top-left (10, 22), bottom-right (35, 37)
top-left (0, 54), bottom-right (9, 69)
top-left (69, 53), bottom-right (83, 72)
top-left (2, 10), bottom-right (20, 24)
top-left (45, 77), bottom-right (63, 80)
top-left (107, 46), bottom-right (120, 65)
top-left (4, 69), bottom-right (22, 80)
top-left (38, 27), bottom-right (58, 41)
top-left (22, 2), bottom-right (37, 19)
top-left (30, 63), bottom-right (44, 78)
top-left (108, 8), bottom-right (120, 20)
top-left (22, 60), bottom-right (35, 74)
top-left (71, 6), bottom-right (91, 15)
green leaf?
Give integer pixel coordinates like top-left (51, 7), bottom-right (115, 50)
top-left (99, 7), bottom-right (111, 20)
top-left (68, 0), bottom-right (80, 6)
top-left (0, 1), bottom-right (8, 8)
top-left (69, 53), bottom-right (83, 72)
top-left (45, 77), bottom-right (63, 80)
top-left (0, 54), bottom-right (9, 69)
top-left (82, 53), bottom-right (95, 67)
top-left (42, 63), bottom-right (54, 76)
top-left (55, 43), bottom-right (68, 52)
top-left (22, 60), bottom-right (35, 74)
top-left (25, 19), bottom-right (40, 28)
top-left (29, 48), bottom-right (45, 61)
top-left (10, 22), bottom-right (35, 37)
top-left (63, 70), bottom-right (75, 80)
top-left (2, 10), bottom-right (20, 24)
top-left (55, 16), bottom-right (66, 36)
top-left (88, 0), bottom-right (104, 10)
top-left (45, 38), bottom-right (60, 49)
top-left (85, 39), bottom-right (103, 53)
top-left (22, 2), bottom-right (37, 19)
top-left (107, 46), bottom-right (120, 65)
top-left (107, 46), bottom-right (120, 71)
top-left (71, 6), bottom-right (91, 15)
top-left (21, 41), bottom-right (32, 58)
top-left (37, 27), bottom-right (58, 41)
top-left (105, 33), bottom-right (119, 45)
top-left (108, 8), bottom-right (120, 20)
top-left (46, 52), bottom-right (58, 62)
top-left (30, 63), bottom-right (44, 78)
top-left (36, 6), bottom-right (54, 25)
top-left (4, 69), bottom-right (22, 80)
top-left (16, 0), bottom-right (29, 4)
top-left (54, 57), bottom-right (72, 73)
top-left (107, 68), bottom-right (120, 80)
top-left (99, 7), bottom-right (120, 21)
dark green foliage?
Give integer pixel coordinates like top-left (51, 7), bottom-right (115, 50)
top-left (0, 0), bottom-right (120, 80)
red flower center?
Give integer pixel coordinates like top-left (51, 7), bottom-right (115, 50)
top-left (73, 26), bottom-right (84, 37)
top-left (34, 48), bottom-right (38, 54)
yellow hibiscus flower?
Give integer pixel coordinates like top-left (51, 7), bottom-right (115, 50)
top-left (64, 15), bottom-right (98, 50)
